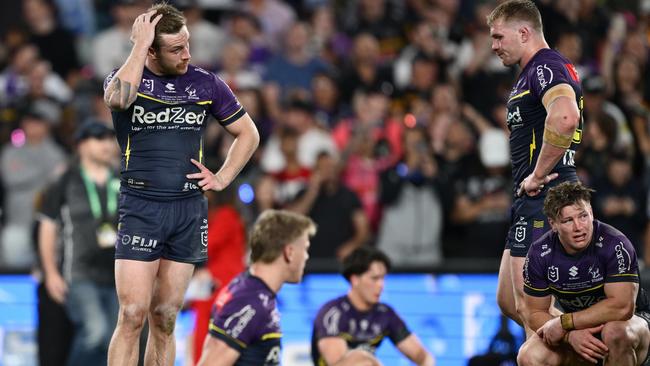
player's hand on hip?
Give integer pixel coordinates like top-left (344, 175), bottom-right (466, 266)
top-left (187, 159), bottom-right (229, 191)
top-left (565, 325), bottom-right (607, 364)
top-left (130, 10), bottom-right (163, 49)
top-left (517, 172), bottom-right (558, 197)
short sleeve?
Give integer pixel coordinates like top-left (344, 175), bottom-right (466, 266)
top-left (523, 249), bottom-right (551, 297)
top-left (37, 171), bottom-right (69, 222)
top-left (209, 74), bottom-right (246, 126)
top-left (528, 59), bottom-right (580, 101)
top-left (384, 305), bottom-right (411, 345)
top-left (313, 303), bottom-right (346, 339)
top-left (210, 297), bottom-right (266, 352)
top-left (605, 237), bottom-right (639, 283)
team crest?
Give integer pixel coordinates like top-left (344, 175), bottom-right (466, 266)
top-left (548, 266), bottom-right (559, 283)
top-left (142, 79), bottom-right (154, 93)
top-left (515, 226), bottom-right (526, 242)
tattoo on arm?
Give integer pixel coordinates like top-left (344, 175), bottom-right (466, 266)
top-left (105, 77), bottom-right (136, 110)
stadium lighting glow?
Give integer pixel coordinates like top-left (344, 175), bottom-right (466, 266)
top-left (238, 183), bottom-right (254, 204)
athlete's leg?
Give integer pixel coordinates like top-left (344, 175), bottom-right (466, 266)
top-left (602, 316), bottom-right (650, 366)
top-left (497, 249), bottom-right (523, 325)
top-left (517, 333), bottom-right (565, 366)
top-left (108, 259), bottom-right (159, 366)
top-left (144, 259), bottom-right (195, 366)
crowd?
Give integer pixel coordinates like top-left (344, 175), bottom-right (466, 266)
top-left (0, 0), bottom-right (649, 274)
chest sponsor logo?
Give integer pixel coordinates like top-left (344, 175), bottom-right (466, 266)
top-left (507, 106), bottom-right (523, 127)
top-left (131, 105), bottom-right (206, 125)
top-left (559, 295), bottom-right (603, 310)
top-left (536, 64), bottom-right (553, 90)
top-left (548, 265), bottom-right (559, 283)
top-left (569, 266), bottom-right (579, 279)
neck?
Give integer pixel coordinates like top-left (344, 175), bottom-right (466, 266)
top-left (347, 289), bottom-right (372, 312)
top-left (145, 58), bottom-right (164, 76)
top-left (81, 157), bottom-right (109, 184)
top-left (249, 262), bottom-right (284, 293)
top-left (519, 38), bottom-right (549, 69)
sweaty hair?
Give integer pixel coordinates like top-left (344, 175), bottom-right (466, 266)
top-left (543, 182), bottom-right (595, 220)
top-left (486, 0), bottom-right (543, 34)
top-left (149, 2), bottom-right (186, 50)
top-left (249, 210), bottom-right (316, 264)
top-left (342, 246), bottom-right (391, 282)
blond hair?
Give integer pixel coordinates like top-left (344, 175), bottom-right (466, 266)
top-left (486, 0), bottom-right (543, 33)
top-left (250, 210), bottom-right (316, 263)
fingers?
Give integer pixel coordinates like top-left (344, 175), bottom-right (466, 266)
top-left (190, 158), bottom-right (209, 171)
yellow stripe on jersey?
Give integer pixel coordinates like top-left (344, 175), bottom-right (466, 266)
top-left (529, 129), bottom-right (536, 165)
top-left (209, 323), bottom-right (247, 348)
top-left (524, 283), bottom-right (549, 292)
top-left (220, 106), bottom-right (244, 123)
top-left (508, 90), bottom-right (530, 103)
top-left (199, 138), bottom-right (203, 164)
top-left (610, 273), bottom-right (639, 278)
top-left (260, 332), bottom-right (282, 341)
top-left (137, 92), bottom-right (212, 106)
top-left (125, 134), bottom-right (131, 170)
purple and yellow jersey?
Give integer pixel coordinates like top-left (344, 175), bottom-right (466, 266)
top-left (506, 48), bottom-right (583, 196)
top-left (524, 220), bottom-right (640, 312)
top-left (208, 272), bottom-right (281, 366)
top-left (311, 296), bottom-right (411, 366)
top-left (103, 66), bottom-right (245, 200)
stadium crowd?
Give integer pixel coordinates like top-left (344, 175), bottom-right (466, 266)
top-left (0, 0), bottom-right (649, 274)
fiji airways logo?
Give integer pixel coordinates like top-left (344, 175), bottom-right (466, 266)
top-left (131, 105), bottom-right (206, 125)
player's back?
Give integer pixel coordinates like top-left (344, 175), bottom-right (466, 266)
top-left (105, 65), bottom-right (244, 200)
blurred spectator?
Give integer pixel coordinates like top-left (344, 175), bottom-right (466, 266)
top-left (0, 99), bottom-right (67, 270)
top-left (555, 29), bottom-right (589, 78)
top-left (576, 112), bottom-right (619, 186)
top-left (186, 187), bottom-right (246, 365)
top-left (22, 0), bottom-right (80, 81)
top-left (394, 21), bottom-right (445, 90)
top-left (175, 0), bottom-right (227, 69)
top-left (376, 126), bottom-right (445, 267)
top-left (217, 40), bottom-right (262, 91)
top-left (235, 88), bottom-right (273, 144)
top-left (242, 0), bottom-right (296, 51)
top-left (0, 44), bottom-right (41, 106)
top-left (92, 0), bottom-right (149, 79)
top-left (592, 151), bottom-right (647, 254)
top-left (263, 21), bottom-right (330, 101)
top-left (338, 33), bottom-right (395, 105)
top-left (308, 5), bottom-right (351, 66)
top-left (256, 128), bottom-right (311, 211)
top-left (226, 10), bottom-right (272, 71)
top-left (26, 59), bottom-right (73, 104)
top-left (260, 99), bottom-right (337, 173)
top-left (38, 121), bottom-right (119, 366)
top-left (311, 72), bottom-right (341, 128)
top-left (287, 151), bottom-right (369, 262)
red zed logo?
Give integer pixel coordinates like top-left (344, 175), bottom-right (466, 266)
top-left (565, 63), bottom-right (579, 82)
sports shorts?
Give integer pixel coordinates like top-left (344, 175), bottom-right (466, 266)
top-left (505, 194), bottom-right (550, 257)
top-left (115, 192), bottom-right (208, 263)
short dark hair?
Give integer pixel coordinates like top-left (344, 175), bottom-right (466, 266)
top-left (486, 0), bottom-right (543, 33)
top-left (249, 210), bottom-right (316, 264)
top-left (342, 246), bottom-right (391, 282)
top-left (543, 182), bottom-right (595, 220)
top-left (149, 2), bottom-right (186, 50)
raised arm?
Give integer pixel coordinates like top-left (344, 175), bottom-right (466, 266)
top-left (104, 11), bottom-right (161, 111)
top-left (519, 83), bottom-right (580, 196)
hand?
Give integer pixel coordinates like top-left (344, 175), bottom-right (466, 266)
top-left (186, 159), bottom-right (229, 191)
top-left (130, 10), bottom-right (163, 49)
top-left (517, 172), bottom-right (558, 197)
top-left (536, 317), bottom-right (566, 347)
top-left (45, 272), bottom-right (68, 304)
top-left (566, 325), bottom-right (608, 364)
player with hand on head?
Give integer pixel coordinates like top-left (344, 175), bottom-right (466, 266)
top-left (486, 0), bottom-right (584, 335)
top-left (103, 3), bottom-right (259, 366)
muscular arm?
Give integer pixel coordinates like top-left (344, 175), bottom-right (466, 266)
top-left (104, 11), bottom-right (161, 111)
top-left (572, 282), bottom-right (637, 329)
top-left (396, 334), bottom-right (435, 366)
top-left (318, 337), bottom-right (349, 365)
top-left (197, 337), bottom-right (240, 366)
top-left (522, 292), bottom-right (555, 332)
top-left (216, 113), bottom-right (260, 187)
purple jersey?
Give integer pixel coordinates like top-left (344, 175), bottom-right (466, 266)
top-left (208, 272), bottom-right (281, 366)
top-left (506, 48), bottom-right (583, 196)
top-left (103, 65), bottom-right (245, 200)
top-left (311, 295), bottom-right (411, 365)
top-left (524, 220), bottom-right (640, 312)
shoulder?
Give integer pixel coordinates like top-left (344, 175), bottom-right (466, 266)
top-left (596, 221), bottom-right (635, 255)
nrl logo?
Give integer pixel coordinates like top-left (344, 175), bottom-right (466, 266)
top-left (548, 265), bottom-right (559, 283)
top-left (515, 226), bottom-right (526, 243)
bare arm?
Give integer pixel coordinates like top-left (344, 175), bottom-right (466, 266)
top-left (104, 11), bottom-right (161, 111)
top-left (187, 113), bottom-right (260, 191)
top-left (38, 217), bottom-right (67, 304)
top-left (318, 337), bottom-right (349, 366)
top-left (396, 334), bottom-right (435, 366)
top-left (522, 292), bottom-right (555, 332)
top-left (197, 336), bottom-right (240, 366)
top-left (519, 83), bottom-right (580, 196)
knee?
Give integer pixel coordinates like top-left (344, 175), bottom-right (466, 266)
top-left (517, 341), bottom-right (558, 366)
top-left (149, 303), bottom-right (181, 336)
top-left (602, 321), bottom-right (637, 350)
top-left (118, 304), bottom-right (148, 333)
